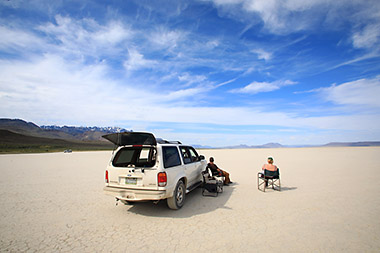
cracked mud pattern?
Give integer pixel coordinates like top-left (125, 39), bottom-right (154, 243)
top-left (1, 148), bottom-right (380, 252)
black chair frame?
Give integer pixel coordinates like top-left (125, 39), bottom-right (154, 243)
top-left (258, 169), bottom-right (281, 192)
top-left (202, 171), bottom-right (223, 197)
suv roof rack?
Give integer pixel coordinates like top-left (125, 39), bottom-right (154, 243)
top-left (156, 138), bottom-right (182, 144)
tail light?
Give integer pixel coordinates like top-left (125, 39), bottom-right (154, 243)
top-left (157, 172), bottom-right (167, 187)
top-left (105, 170), bottom-right (109, 183)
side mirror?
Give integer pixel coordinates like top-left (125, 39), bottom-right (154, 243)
top-left (199, 155), bottom-right (205, 160)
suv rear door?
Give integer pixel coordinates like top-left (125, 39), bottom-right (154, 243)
top-left (107, 146), bottom-right (157, 189)
top-left (103, 132), bottom-right (158, 189)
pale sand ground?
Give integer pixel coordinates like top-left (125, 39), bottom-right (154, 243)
top-left (0, 147), bottom-right (380, 252)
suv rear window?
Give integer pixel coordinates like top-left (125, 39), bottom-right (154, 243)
top-left (162, 146), bottom-right (181, 168)
top-left (113, 147), bottom-right (156, 167)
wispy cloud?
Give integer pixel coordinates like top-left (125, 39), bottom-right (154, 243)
top-left (0, 25), bottom-right (45, 53)
top-left (316, 76), bottom-right (380, 108)
top-left (251, 48), bottom-right (272, 61)
top-left (178, 73), bottom-right (207, 86)
top-left (207, 0), bottom-right (380, 33)
top-left (124, 48), bottom-right (157, 72)
top-left (37, 15), bottom-right (132, 60)
top-left (230, 80), bottom-right (297, 94)
top-left (149, 27), bottom-right (186, 50)
top-left (352, 23), bottom-right (380, 50)
top-left (206, 0), bottom-right (328, 34)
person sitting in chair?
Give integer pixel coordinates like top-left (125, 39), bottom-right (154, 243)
top-left (261, 157), bottom-right (278, 186)
top-left (206, 157), bottom-right (232, 185)
top-left (262, 157), bottom-right (278, 172)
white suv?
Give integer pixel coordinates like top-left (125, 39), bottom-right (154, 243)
top-left (103, 132), bottom-right (207, 209)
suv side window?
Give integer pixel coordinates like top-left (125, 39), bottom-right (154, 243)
top-left (180, 147), bottom-right (191, 164)
top-left (180, 146), bottom-right (199, 164)
top-left (188, 147), bottom-right (199, 162)
top-left (163, 146), bottom-right (182, 168)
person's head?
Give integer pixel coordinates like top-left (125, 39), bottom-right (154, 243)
top-left (267, 157), bottom-right (273, 164)
top-left (209, 157), bottom-right (214, 163)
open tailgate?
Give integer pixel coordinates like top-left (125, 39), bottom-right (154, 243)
top-left (102, 132), bottom-right (157, 146)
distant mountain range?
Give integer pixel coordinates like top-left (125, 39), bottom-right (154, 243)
top-left (194, 141), bottom-right (380, 149)
top-left (1, 118), bottom-right (380, 151)
top-left (0, 118), bottom-right (130, 142)
top-left (221, 143), bottom-right (285, 149)
top-left (41, 125), bottom-right (126, 134)
top-left (192, 143), bottom-right (285, 149)
top-left (322, 142), bottom-right (380, 147)
top-left (202, 142), bottom-right (380, 149)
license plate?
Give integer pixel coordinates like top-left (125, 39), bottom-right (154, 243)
top-left (125, 178), bottom-right (137, 185)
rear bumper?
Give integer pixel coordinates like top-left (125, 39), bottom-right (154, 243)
top-left (103, 186), bottom-right (167, 201)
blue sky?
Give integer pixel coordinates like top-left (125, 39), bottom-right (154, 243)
top-left (0, 0), bottom-right (379, 146)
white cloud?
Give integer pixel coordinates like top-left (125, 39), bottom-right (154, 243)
top-left (178, 73), bottom-right (207, 85)
top-left (133, 0), bottom-right (189, 18)
top-left (349, 0), bottom-right (380, 51)
top-left (206, 0), bottom-right (380, 44)
top-left (0, 25), bottom-right (45, 52)
top-left (206, 40), bottom-right (220, 49)
top-left (207, 0), bottom-right (330, 34)
top-left (165, 86), bottom-right (208, 101)
top-left (352, 23), bottom-right (380, 49)
top-left (124, 49), bottom-right (157, 71)
top-left (37, 15), bottom-right (132, 59)
top-left (251, 48), bottom-right (272, 61)
top-left (231, 80), bottom-right (296, 94)
top-left (0, 54), bottom-right (211, 125)
top-left (92, 21), bottom-right (132, 45)
top-left (149, 27), bottom-right (186, 49)
top-left (210, 0), bottom-right (244, 4)
top-left (0, 55), bottom-right (153, 125)
top-left (318, 76), bottom-right (380, 108)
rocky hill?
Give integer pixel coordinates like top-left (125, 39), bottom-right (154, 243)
top-left (323, 142), bottom-right (380, 147)
top-left (0, 129), bottom-right (113, 153)
top-left (0, 118), bottom-right (130, 142)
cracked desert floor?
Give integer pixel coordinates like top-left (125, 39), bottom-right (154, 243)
top-left (1, 147), bottom-right (379, 252)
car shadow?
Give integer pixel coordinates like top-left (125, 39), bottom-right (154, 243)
top-left (125, 184), bottom-right (235, 218)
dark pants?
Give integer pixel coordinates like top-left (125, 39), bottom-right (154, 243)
top-left (221, 170), bottom-right (231, 184)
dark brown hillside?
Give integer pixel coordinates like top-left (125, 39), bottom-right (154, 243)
top-left (0, 118), bottom-right (129, 141)
top-left (0, 130), bottom-right (113, 153)
top-left (0, 129), bottom-right (73, 145)
top-left (0, 119), bottom-right (75, 140)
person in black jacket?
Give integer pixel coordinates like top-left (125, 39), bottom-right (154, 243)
top-left (206, 157), bottom-right (232, 185)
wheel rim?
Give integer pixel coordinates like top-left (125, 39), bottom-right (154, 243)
top-left (176, 184), bottom-right (184, 204)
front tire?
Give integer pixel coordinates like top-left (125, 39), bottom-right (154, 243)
top-left (167, 180), bottom-right (186, 210)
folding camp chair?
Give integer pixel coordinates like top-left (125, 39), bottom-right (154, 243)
top-left (258, 169), bottom-right (281, 192)
top-left (202, 171), bottom-right (223, 197)
top-left (210, 168), bottom-right (225, 184)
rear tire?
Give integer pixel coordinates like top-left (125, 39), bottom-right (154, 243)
top-left (167, 180), bottom-right (186, 210)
